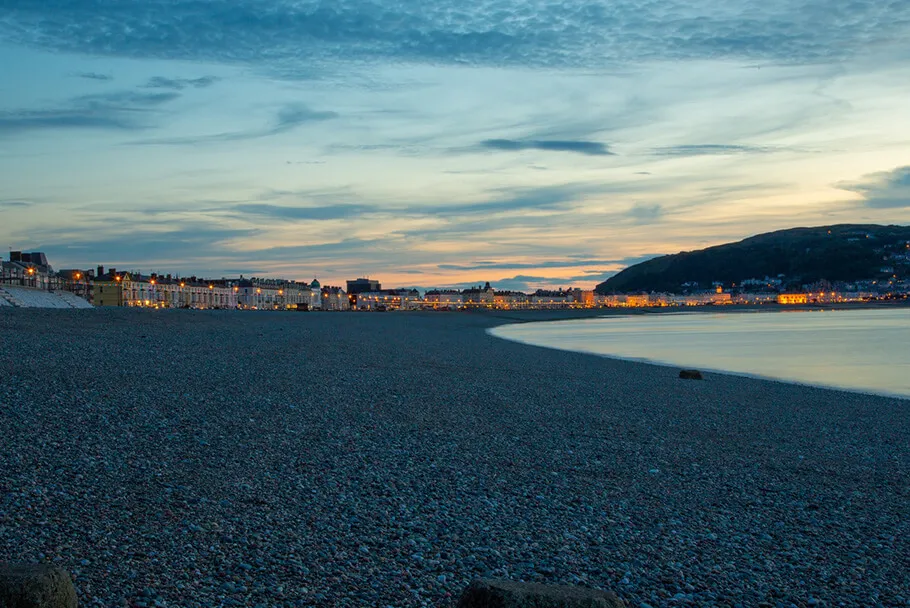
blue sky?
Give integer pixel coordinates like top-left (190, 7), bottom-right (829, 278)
top-left (1, 0), bottom-right (909, 291)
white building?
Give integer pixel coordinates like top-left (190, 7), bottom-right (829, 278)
top-left (424, 290), bottom-right (463, 309)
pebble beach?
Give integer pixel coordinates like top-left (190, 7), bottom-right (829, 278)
top-left (0, 308), bottom-right (908, 607)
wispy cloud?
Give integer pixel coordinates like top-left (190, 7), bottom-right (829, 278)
top-left (0, 199), bottom-right (34, 209)
top-left (133, 104), bottom-right (338, 145)
top-left (75, 90), bottom-right (181, 107)
top-left (435, 253), bottom-right (661, 275)
top-left (144, 76), bottom-right (219, 90)
top-left (480, 139), bottom-right (613, 156)
top-left (271, 105), bottom-right (337, 134)
top-left (428, 185), bottom-right (585, 215)
top-left (0, 89), bottom-right (180, 135)
top-left (231, 203), bottom-right (376, 221)
top-left (627, 203), bottom-right (663, 223)
top-left (438, 259), bottom-right (614, 271)
top-left (34, 226), bottom-right (252, 264)
top-left (239, 238), bottom-right (389, 262)
top-left (651, 144), bottom-right (775, 157)
top-left (0, 110), bottom-right (139, 135)
top-left (838, 166), bottom-right (910, 209)
top-left (219, 183), bottom-right (590, 222)
top-left (78, 72), bottom-right (113, 81)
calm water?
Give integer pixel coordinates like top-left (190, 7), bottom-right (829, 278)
top-left (490, 308), bottom-right (910, 399)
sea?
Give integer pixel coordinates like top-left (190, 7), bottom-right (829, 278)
top-left (490, 307), bottom-right (910, 399)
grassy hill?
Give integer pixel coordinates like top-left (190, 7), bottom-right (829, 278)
top-left (595, 224), bottom-right (910, 294)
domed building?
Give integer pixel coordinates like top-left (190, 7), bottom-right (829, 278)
top-left (309, 279), bottom-right (322, 308)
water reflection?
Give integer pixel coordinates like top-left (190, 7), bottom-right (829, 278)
top-left (490, 309), bottom-right (910, 399)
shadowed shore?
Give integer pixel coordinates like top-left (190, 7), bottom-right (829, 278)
top-left (1, 308), bottom-right (908, 607)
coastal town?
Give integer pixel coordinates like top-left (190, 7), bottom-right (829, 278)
top-left (1, 250), bottom-right (907, 310)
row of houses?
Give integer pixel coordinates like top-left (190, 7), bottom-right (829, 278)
top-left (1, 254), bottom-right (350, 310)
top-left (91, 267), bottom-right (350, 310)
top-left (423, 283), bottom-right (598, 309)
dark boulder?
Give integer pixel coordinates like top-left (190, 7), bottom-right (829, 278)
top-left (0, 564), bottom-right (77, 608)
top-left (679, 369), bottom-right (703, 380)
top-left (457, 579), bottom-right (625, 608)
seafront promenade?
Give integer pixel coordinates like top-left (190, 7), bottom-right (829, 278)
top-left (0, 308), bottom-right (907, 607)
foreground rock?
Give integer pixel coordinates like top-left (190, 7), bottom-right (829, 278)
top-left (458, 579), bottom-right (625, 608)
top-left (0, 564), bottom-right (77, 608)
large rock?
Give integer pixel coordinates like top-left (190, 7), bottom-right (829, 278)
top-left (457, 579), bottom-right (625, 608)
top-left (0, 564), bottom-right (77, 608)
top-left (678, 369), bottom-right (703, 380)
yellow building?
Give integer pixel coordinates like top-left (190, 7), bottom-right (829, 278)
top-left (574, 290), bottom-right (596, 308)
top-left (92, 274), bottom-right (123, 306)
top-left (778, 293), bottom-right (809, 304)
top-left (626, 294), bottom-right (651, 307)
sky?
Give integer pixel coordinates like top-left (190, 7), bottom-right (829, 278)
top-left (1, 0), bottom-right (909, 291)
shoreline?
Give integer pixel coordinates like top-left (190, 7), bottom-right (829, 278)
top-left (464, 298), bottom-right (910, 324)
top-left (483, 308), bottom-right (910, 401)
top-left (1, 308), bottom-right (908, 607)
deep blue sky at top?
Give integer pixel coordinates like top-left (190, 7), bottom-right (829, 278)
top-left (1, 0), bottom-right (909, 289)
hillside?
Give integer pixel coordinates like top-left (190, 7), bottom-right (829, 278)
top-left (595, 224), bottom-right (910, 294)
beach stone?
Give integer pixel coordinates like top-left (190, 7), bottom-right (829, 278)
top-left (0, 564), bottom-right (77, 608)
top-left (457, 579), bottom-right (625, 608)
top-left (679, 369), bottom-right (703, 380)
